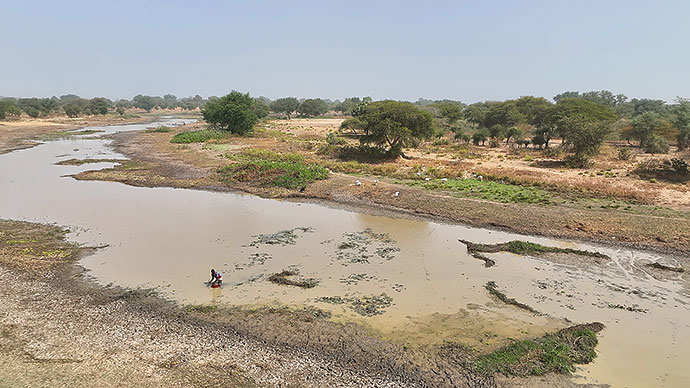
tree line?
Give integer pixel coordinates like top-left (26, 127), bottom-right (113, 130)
top-left (203, 90), bottom-right (690, 166)
top-left (3, 90), bottom-right (689, 167)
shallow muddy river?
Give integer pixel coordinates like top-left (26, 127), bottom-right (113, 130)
top-left (1, 118), bottom-right (688, 387)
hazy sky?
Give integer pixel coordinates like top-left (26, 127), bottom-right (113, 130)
top-left (2, 0), bottom-right (688, 102)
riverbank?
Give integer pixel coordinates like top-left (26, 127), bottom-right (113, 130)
top-left (73, 120), bottom-right (690, 258)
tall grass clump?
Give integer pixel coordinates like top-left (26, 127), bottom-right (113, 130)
top-left (171, 129), bottom-right (228, 143)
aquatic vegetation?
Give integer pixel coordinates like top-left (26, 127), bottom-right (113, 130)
top-left (339, 273), bottom-right (377, 285)
top-left (317, 293), bottom-right (393, 316)
top-left (460, 239), bottom-right (609, 259)
top-left (334, 229), bottom-right (399, 265)
top-left (268, 269), bottom-right (319, 289)
top-left (484, 281), bottom-right (540, 314)
top-left (248, 227), bottom-right (313, 247)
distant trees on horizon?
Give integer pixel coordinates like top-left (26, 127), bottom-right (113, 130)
top-left (2, 89), bottom-right (690, 166)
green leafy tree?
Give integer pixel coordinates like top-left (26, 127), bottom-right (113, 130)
top-left (202, 91), bottom-right (258, 135)
top-left (348, 100), bottom-right (434, 156)
top-left (63, 103), bottom-right (82, 117)
top-left (133, 95), bottom-right (156, 112)
top-left (434, 101), bottom-right (465, 123)
top-left (554, 98), bottom-right (617, 166)
top-left (505, 127), bottom-right (523, 144)
top-left (0, 99), bottom-right (21, 120)
top-left (472, 128), bottom-right (489, 146)
top-left (672, 98), bottom-right (690, 150)
top-left (17, 98), bottom-right (46, 118)
top-left (270, 97), bottom-right (300, 119)
top-left (488, 124), bottom-right (506, 142)
top-left (251, 98), bottom-right (270, 119)
top-left (463, 103), bottom-right (489, 127)
top-left (87, 97), bottom-right (110, 115)
top-left (630, 111), bottom-right (663, 147)
top-left (298, 98), bottom-right (329, 117)
top-left (483, 101), bottom-right (525, 128)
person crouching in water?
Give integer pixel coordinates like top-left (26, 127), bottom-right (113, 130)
top-left (209, 268), bottom-right (222, 288)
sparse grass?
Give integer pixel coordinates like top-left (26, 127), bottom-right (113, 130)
top-left (171, 129), bottom-right (228, 143)
top-left (36, 129), bottom-right (104, 140)
top-left (401, 178), bottom-right (554, 204)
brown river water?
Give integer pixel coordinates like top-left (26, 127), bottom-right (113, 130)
top-left (1, 118), bottom-right (688, 387)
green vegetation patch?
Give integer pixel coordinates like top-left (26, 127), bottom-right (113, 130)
top-left (474, 323), bottom-right (604, 376)
top-left (401, 178), bottom-right (554, 204)
top-left (460, 239), bottom-right (609, 259)
top-left (37, 129), bottom-right (104, 141)
top-left (220, 149), bottom-right (328, 189)
top-left (170, 129), bottom-right (228, 143)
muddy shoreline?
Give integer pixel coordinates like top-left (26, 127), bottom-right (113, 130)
top-left (0, 219), bottom-right (596, 388)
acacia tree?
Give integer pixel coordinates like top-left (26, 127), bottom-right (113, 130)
top-left (133, 95), bottom-right (155, 112)
top-left (673, 98), bottom-right (690, 150)
top-left (630, 111), bottom-right (663, 147)
top-left (298, 98), bottom-right (328, 117)
top-left (351, 100), bottom-right (434, 156)
top-left (0, 99), bottom-right (21, 120)
top-left (270, 97), bottom-right (300, 119)
top-left (554, 98), bottom-right (617, 166)
top-left (87, 97), bottom-right (110, 115)
top-left (202, 91), bottom-right (258, 135)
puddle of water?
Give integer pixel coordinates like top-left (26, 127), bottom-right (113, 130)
top-left (0, 118), bottom-right (688, 387)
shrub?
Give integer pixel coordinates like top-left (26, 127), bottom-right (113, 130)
top-left (542, 146), bottom-right (563, 158)
top-left (617, 148), bottom-right (635, 161)
top-left (670, 158), bottom-right (689, 174)
top-left (564, 154), bottom-right (593, 168)
top-left (171, 129), bottom-right (227, 143)
top-left (326, 132), bottom-right (347, 145)
top-left (643, 134), bottom-right (670, 154)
